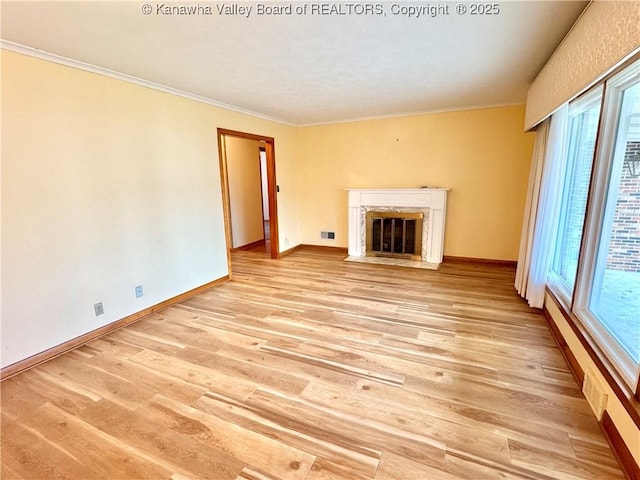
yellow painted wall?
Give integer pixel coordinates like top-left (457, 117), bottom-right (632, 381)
top-left (545, 295), bottom-right (640, 468)
top-left (297, 106), bottom-right (535, 260)
top-left (1, 50), bottom-right (300, 368)
top-left (1, 49), bottom-right (533, 371)
top-left (225, 136), bottom-right (264, 248)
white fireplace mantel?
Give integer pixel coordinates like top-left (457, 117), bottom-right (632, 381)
top-left (347, 188), bottom-right (449, 264)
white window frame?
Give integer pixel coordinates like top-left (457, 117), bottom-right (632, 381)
top-left (548, 85), bottom-right (603, 304)
top-left (574, 60), bottom-right (640, 389)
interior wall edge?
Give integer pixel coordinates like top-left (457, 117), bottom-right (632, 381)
top-left (0, 275), bottom-right (230, 381)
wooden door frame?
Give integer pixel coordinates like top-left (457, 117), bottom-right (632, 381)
top-left (217, 128), bottom-right (280, 266)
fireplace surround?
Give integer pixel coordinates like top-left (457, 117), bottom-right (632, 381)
top-left (346, 188), bottom-right (449, 266)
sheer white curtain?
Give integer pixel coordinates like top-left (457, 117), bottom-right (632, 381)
top-left (516, 106), bottom-right (568, 308)
top-left (515, 119), bottom-right (549, 300)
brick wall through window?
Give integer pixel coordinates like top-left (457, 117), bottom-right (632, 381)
top-left (606, 141), bottom-right (640, 272)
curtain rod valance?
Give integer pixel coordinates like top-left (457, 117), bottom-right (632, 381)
top-left (525, 1), bottom-right (640, 131)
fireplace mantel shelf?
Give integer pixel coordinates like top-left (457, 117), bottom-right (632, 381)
top-left (346, 188), bottom-right (450, 191)
top-left (346, 188), bottom-right (449, 265)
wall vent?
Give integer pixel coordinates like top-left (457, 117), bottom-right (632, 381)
top-left (321, 231), bottom-right (335, 239)
top-left (583, 370), bottom-right (608, 420)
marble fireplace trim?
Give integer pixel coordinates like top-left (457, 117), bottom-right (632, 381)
top-left (347, 188), bottom-right (448, 265)
top-left (359, 206), bottom-right (430, 261)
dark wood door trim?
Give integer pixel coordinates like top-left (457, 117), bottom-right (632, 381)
top-left (263, 140), bottom-right (279, 259)
top-left (216, 129), bottom-right (279, 268)
top-left (217, 132), bottom-right (234, 274)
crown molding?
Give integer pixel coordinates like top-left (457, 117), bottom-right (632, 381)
top-left (297, 101), bottom-right (527, 128)
top-left (0, 40), bottom-right (296, 127)
top-left (2, 40), bottom-right (528, 129)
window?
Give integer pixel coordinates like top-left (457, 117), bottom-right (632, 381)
top-left (576, 63), bottom-right (640, 388)
top-left (550, 88), bottom-right (602, 300)
top-left (549, 58), bottom-right (640, 391)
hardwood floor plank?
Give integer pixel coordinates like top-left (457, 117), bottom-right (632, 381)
top-left (88, 337), bottom-right (145, 357)
top-left (269, 309), bottom-right (386, 343)
top-left (508, 439), bottom-right (625, 480)
top-left (1, 249), bottom-right (627, 479)
top-left (126, 315), bottom-right (229, 352)
top-left (1, 411), bottom-right (106, 480)
top-left (149, 394), bottom-right (316, 480)
top-left (35, 353), bottom-right (156, 410)
top-left (85, 352), bottom-right (208, 404)
top-left (341, 336), bottom-right (583, 400)
top-left (569, 436), bottom-right (622, 471)
top-left (235, 465), bottom-right (285, 480)
top-left (1, 372), bottom-right (58, 415)
top-left (25, 366), bottom-right (103, 402)
top-left (215, 343), bottom-right (361, 388)
top-left (245, 388), bottom-right (446, 469)
top-left (411, 331), bottom-right (567, 368)
top-left (107, 328), bottom-right (186, 356)
top-left (184, 310), bottom-right (352, 347)
top-left (349, 378), bottom-right (583, 457)
top-left (301, 381), bottom-right (512, 466)
top-left (259, 339), bottom-right (406, 386)
top-left (1, 463), bottom-right (23, 480)
top-left (128, 349), bottom-right (257, 401)
top-left (321, 310), bottom-right (426, 339)
top-left (160, 309), bottom-right (270, 349)
top-left (542, 365), bottom-right (576, 382)
top-left (193, 391), bottom-right (381, 477)
top-left (443, 452), bottom-right (532, 480)
top-left (304, 457), bottom-right (373, 480)
top-left (231, 310), bottom-right (385, 345)
top-left (375, 451), bottom-right (462, 480)
top-left (31, 402), bottom-right (174, 479)
top-left (401, 373), bottom-right (595, 428)
top-left (77, 398), bottom-right (244, 479)
top-left (172, 346), bottom-right (309, 395)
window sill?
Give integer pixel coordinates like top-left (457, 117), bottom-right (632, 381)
top-left (545, 284), bottom-right (640, 428)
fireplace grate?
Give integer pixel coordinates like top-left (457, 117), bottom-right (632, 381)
top-left (366, 211), bottom-right (423, 260)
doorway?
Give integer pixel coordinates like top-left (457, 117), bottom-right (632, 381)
top-left (217, 129), bottom-right (279, 267)
top-left (259, 146), bottom-right (271, 250)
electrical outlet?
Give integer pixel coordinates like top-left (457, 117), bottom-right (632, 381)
top-left (135, 285), bottom-right (144, 298)
top-left (94, 302), bottom-right (104, 316)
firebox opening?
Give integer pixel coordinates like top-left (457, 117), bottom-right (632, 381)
top-left (365, 211), bottom-right (423, 261)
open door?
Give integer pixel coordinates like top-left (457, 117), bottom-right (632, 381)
top-left (217, 129), bottom-right (279, 270)
top-left (263, 139), bottom-right (279, 259)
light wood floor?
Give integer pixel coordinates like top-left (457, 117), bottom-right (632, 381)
top-left (1, 248), bottom-right (625, 479)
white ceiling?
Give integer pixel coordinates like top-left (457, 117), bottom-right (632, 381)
top-left (1, 1), bottom-right (587, 125)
